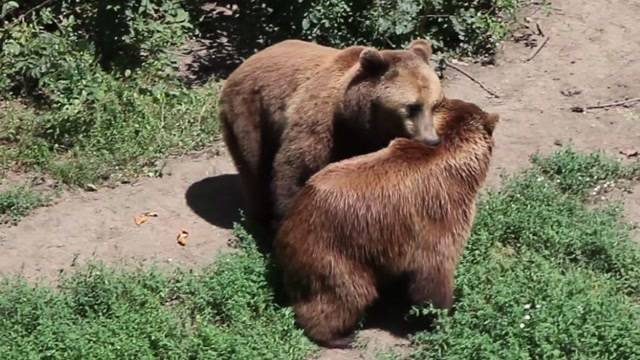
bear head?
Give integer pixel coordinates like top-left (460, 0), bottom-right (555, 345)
top-left (338, 39), bottom-right (444, 151)
top-left (433, 98), bottom-right (500, 145)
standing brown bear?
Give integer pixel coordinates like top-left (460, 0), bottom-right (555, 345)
top-left (274, 98), bottom-right (498, 348)
top-left (219, 39), bottom-right (443, 230)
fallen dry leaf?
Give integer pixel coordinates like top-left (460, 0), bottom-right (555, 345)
top-left (619, 148), bottom-right (639, 158)
top-left (177, 229), bottom-right (189, 246)
top-left (133, 211), bottom-right (159, 226)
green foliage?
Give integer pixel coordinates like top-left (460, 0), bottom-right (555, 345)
top-left (531, 146), bottom-right (640, 196)
top-left (374, 350), bottom-right (402, 360)
top-left (0, 185), bottom-right (47, 225)
top-left (410, 147), bottom-right (640, 358)
top-left (300, 0), bottom-right (520, 56)
top-left (0, 3), bottom-right (219, 186)
top-left (1, 147), bottom-right (639, 358)
top-left (412, 252), bottom-right (640, 359)
top-left (0, 227), bottom-right (315, 359)
top-left (189, 0), bottom-right (522, 68)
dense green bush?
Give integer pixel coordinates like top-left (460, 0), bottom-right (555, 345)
top-left (199, 0), bottom-right (520, 57)
top-left (184, 0), bottom-right (521, 78)
top-left (1, 1), bottom-right (192, 72)
top-left (0, 2), bottom-right (219, 186)
top-left (302, 0), bottom-right (519, 55)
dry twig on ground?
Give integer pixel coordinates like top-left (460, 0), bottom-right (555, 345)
top-left (444, 60), bottom-right (501, 98)
top-left (585, 98), bottom-right (640, 110)
top-left (524, 36), bottom-right (550, 62)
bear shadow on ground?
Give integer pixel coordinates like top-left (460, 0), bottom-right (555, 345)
top-left (185, 174), bottom-right (244, 230)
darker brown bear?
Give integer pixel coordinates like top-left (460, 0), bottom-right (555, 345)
top-left (274, 99), bottom-right (499, 348)
top-left (219, 39), bottom-right (443, 231)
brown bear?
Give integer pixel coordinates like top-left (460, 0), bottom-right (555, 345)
top-left (219, 38), bottom-right (443, 231)
top-left (273, 98), bottom-right (499, 348)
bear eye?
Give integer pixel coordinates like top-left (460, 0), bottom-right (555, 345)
top-left (406, 103), bottom-right (423, 117)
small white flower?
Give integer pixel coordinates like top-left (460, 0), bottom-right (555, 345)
top-left (519, 323), bottom-right (525, 329)
top-left (524, 314), bottom-right (531, 320)
top-left (524, 304), bottom-right (531, 310)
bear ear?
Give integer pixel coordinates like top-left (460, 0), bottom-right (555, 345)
top-left (408, 39), bottom-right (433, 64)
top-left (484, 113), bottom-right (500, 135)
top-left (359, 48), bottom-right (388, 74)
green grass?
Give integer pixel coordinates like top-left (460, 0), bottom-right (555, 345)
top-left (531, 146), bottom-right (640, 197)
top-left (0, 148), bottom-right (639, 359)
top-left (0, 225), bottom-right (315, 360)
top-left (0, 185), bottom-right (48, 225)
top-left (410, 148), bottom-right (640, 359)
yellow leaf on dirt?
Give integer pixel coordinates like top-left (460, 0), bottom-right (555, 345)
top-left (177, 229), bottom-right (189, 246)
top-left (134, 211), bottom-right (159, 226)
top-left (619, 148), bottom-right (639, 158)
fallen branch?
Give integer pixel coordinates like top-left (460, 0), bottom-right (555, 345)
top-left (585, 97), bottom-right (640, 110)
top-left (444, 60), bottom-right (501, 98)
top-left (524, 35), bottom-right (550, 62)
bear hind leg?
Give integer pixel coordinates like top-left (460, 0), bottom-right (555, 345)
top-left (293, 278), bottom-right (377, 348)
top-left (401, 266), bottom-right (455, 333)
top-left (408, 267), bottom-right (454, 310)
top-left (221, 110), bottom-right (272, 229)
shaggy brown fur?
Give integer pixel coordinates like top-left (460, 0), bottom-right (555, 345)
top-left (274, 99), bottom-right (499, 348)
top-left (219, 38), bottom-right (443, 231)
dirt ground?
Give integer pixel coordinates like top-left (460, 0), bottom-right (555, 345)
top-left (0, 0), bottom-right (639, 358)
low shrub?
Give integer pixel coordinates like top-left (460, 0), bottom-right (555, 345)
top-left (0, 185), bottom-right (48, 224)
top-left (410, 148), bottom-right (640, 358)
top-left (0, 4), bottom-right (219, 186)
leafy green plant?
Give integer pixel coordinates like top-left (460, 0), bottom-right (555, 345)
top-left (410, 147), bottom-right (640, 358)
top-left (299, 0), bottom-right (521, 56)
top-left (0, 185), bottom-right (47, 225)
top-left (411, 252), bottom-right (640, 359)
top-left (531, 146), bottom-right (640, 197)
top-left (0, 4), bottom-right (219, 186)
